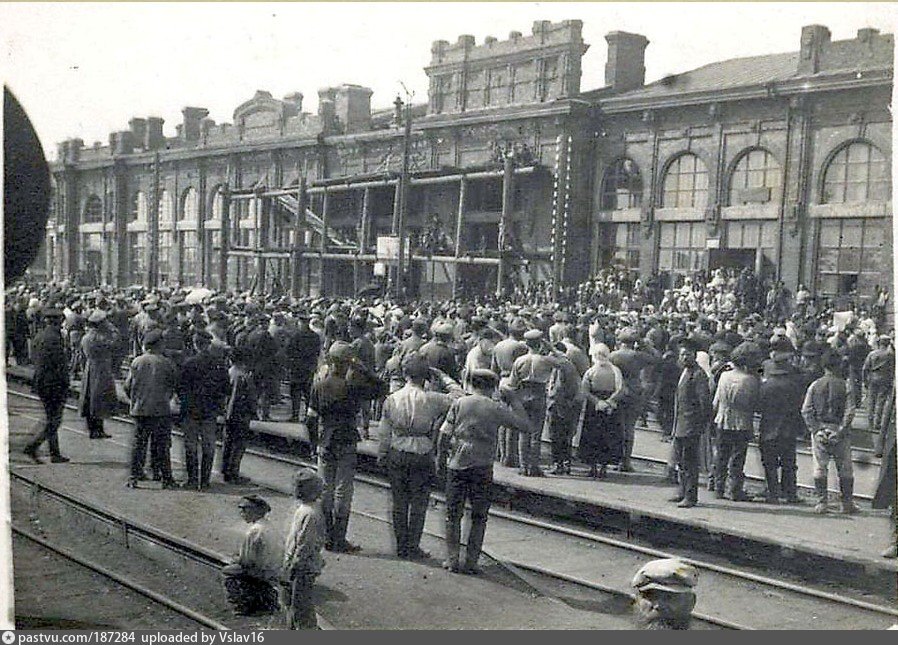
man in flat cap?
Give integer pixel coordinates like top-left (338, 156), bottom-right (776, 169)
top-left (669, 338), bottom-right (712, 508)
top-left (24, 307), bottom-right (70, 464)
top-left (610, 327), bottom-right (659, 472)
top-left (124, 328), bottom-right (179, 488)
top-left (632, 558), bottom-right (698, 629)
top-left (282, 469), bottom-right (326, 629)
top-left (419, 320), bottom-right (460, 381)
top-left (178, 329), bottom-right (230, 489)
top-left (79, 309), bottom-right (120, 439)
top-left (222, 494), bottom-right (280, 617)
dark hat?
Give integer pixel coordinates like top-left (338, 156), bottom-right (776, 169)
top-left (708, 341), bottom-right (732, 355)
top-left (193, 329), bottom-right (212, 344)
top-left (617, 327), bottom-right (640, 344)
top-left (508, 318), bottom-right (527, 333)
top-left (292, 468), bottom-right (323, 499)
top-left (469, 368), bottom-right (499, 388)
top-left (238, 494), bottom-right (271, 514)
top-left (401, 352), bottom-right (431, 380)
top-left (42, 307), bottom-right (65, 319)
top-left (769, 336), bottom-right (794, 355)
top-left (478, 327), bottom-right (503, 342)
top-left (677, 336), bottom-right (699, 352)
top-left (801, 341), bottom-right (823, 357)
top-left (328, 340), bottom-right (355, 362)
top-left (731, 341), bottom-right (762, 366)
top-left (143, 329), bottom-right (164, 348)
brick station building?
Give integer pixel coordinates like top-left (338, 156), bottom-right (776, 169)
top-left (44, 20), bottom-right (893, 302)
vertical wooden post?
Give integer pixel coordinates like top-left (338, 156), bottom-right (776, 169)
top-left (320, 188), bottom-right (329, 295)
top-left (497, 153), bottom-right (514, 297)
top-left (219, 185), bottom-right (230, 292)
top-left (452, 177), bottom-right (466, 298)
top-left (291, 178), bottom-right (306, 298)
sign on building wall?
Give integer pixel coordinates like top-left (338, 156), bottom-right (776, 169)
top-left (376, 235), bottom-right (409, 262)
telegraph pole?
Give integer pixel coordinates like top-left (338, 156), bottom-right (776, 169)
top-left (393, 94), bottom-right (413, 302)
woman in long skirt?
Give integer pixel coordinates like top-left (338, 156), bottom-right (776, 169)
top-left (578, 344), bottom-right (625, 478)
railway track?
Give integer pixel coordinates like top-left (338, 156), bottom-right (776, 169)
top-left (8, 387), bottom-right (897, 629)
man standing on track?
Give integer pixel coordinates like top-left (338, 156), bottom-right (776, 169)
top-left (124, 329), bottom-right (179, 489)
top-left (178, 329), bottom-right (230, 490)
top-left (378, 353), bottom-right (463, 560)
top-left (437, 368), bottom-right (532, 574)
top-left (309, 341), bottom-right (386, 553)
top-left (24, 306), bottom-right (71, 464)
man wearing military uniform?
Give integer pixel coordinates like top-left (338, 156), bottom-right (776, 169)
top-left (437, 368), bottom-right (532, 573)
top-left (24, 307), bottom-right (70, 464)
top-left (79, 310), bottom-right (119, 439)
top-left (378, 353), bottom-right (463, 559)
top-left (419, 321), bottom-right (460, 381)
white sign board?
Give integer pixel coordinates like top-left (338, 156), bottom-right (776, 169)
top-left (377, 235), bottom-right (400, 261)
top-left (373, 261), bottom-right (386, 276)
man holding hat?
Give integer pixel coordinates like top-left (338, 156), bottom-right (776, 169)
top-left (124, 328), bottom-right (179, 488)
top-left (79, 309), bottom-right (120, 439)
top-left (378, 352), bottom-right (463, 559)
top-left (24, 306), bottom-right (70, 464)
top-left (222, 494), bottom-right (281, 617)
top-left (632, 558), bottom-right (698, 629)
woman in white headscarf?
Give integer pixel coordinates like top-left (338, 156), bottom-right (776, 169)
top-left (577, 343), bottom-right (625, 478)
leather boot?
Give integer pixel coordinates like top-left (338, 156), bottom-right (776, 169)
top-left (463, 517), bottom-right (488, 574)
top-left (813, 477), bottom-right (829, 514)
top-left (839, 477), bottom-right (859, 514)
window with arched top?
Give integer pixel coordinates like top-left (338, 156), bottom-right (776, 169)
top-left (209, 186), bottom-right (223, 221)
top-left (728, 148), bottom-right (781, 205)
top-left (822, 141), bottom-right (890, 204)
top-left (159, 190), bottom-right (173, 223)
top-left (661, 153), bottom-right (709, 209)
top-left (601, 158), bottom-right (643, 210)
top-left (131, 191), bottom-right (148, 222)
top-left (180, 187), bottom-right (198, 221)
top-left (83, 195), bottom-right (103, 224)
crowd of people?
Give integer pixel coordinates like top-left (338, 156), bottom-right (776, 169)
top-left (8, 265), bottom-right (898, 624)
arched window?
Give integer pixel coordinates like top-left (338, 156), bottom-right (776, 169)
top-left (823, 141), bottom-right (890, 203)
top-left (208, 186), bottom-right (223, 221)
top-left (728, 149), bottom-right (781, 205)
top-left (131, 191), bottom-right (148, 222)
top-left (661, 153), bottom-right (709, 209)
top-left (158, 190), bottom-right (173, 223)
top-left (600, 159), bottom-right (642, 210)
top-left (180, 187), bottom-right (198, 221)
top-left (83, 195), bottom-right (103, 224)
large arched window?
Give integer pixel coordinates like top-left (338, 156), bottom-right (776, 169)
top-left (823, 141), bottom-right (890, 203)
top-left (208, 186), bottom-right (223, 221)
top-left (180, 187), bottom-right (198, 221)
top-left (600, 158), bottom-right (643, 210)
top-left (728, 148), bottom-right (781, 205)
top-left (158, 190), bottom-right (173, 223)
top-left (83, 195), bottom-right (103, 224)
top-left (131, 191), bottom-right (148, 222)
top-left (661, 153), bottom-right (709, 208)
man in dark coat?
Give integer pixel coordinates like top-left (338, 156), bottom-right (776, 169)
top-left (286, 313), bottom-right (322, 423)
top-left (610, 327), bottom-right (658, 472)
top-left (756, 340), bottom-right (805, 504)
top-left (79, 310), bottom-right (119, 439)
top-left (668, 338), bottom-right (712, 508)
top-left (24, 308), bottom-right (71, 463)
top-left (178, 330), bottom-right (230, 490)
top-left (246, 316), bottom-right (280, 421)
top-left (863, 335), bottom-right (894, 456)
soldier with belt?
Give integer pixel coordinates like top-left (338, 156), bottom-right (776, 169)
top-left (24, 306), bottom-right (70, 464)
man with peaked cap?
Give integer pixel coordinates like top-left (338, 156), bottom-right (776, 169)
top-left (124, 329), bottom-right (179, 489)
top-left (610, 326), bottom-right (659, 472)
top-left (285, 311), bottom-right (322, 425)
top-left (669, 337), bottom-right (712, 508)
top-left (505, 328), bottom-right (567, 477)
top-left (309, 341), bottom-right (387, 552)
top-left (24, 307), bottom-right (70, 464)
top-left (756, 337), bottom-right (804, 504)
top-left (632, 558), bottom-right (698, 629)
top-left (178, 329), bottom-right (230, 489)
top-left (492, 318), bottom-right (528, 467)
top-left (461, 327), bottom-right (501, 391)
top-left (437, 368), bottom-right (533, 574)
top-left (222, 494), bottom-right (281, 617)
top-left (378, 352), bottom-right (464, 560)
top-left (419, 320), bottom-right (460, 381)
top-left (79, 309), bottom-right (119, 439)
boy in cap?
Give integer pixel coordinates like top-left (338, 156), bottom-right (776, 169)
top-left (282, 469), bottom-right (326, 630)
top-left (632, 558), bottom-right (698, 629)
top-left (222, 494), bottom-right (281, 616)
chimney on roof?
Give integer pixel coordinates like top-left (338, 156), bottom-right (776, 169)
top-left (334, 85), bottom-right (373, 134)
top-left (145, 117), bottom-right (165, 150)
top-left (181, 107), bottom-right (209, 142)
top-left (129, 118), bottom-right (147, 147)
top-left (283, 92), bottom-right (304, 113)
top-left (799, 25), bottom-right (831, 75)
top-left (605, 31), bottom-right (649, 92)
top-left (857, 27), bottom-right (880, 43)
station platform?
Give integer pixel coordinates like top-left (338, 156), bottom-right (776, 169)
top-left (6, 363), bottom-right (896, 590)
